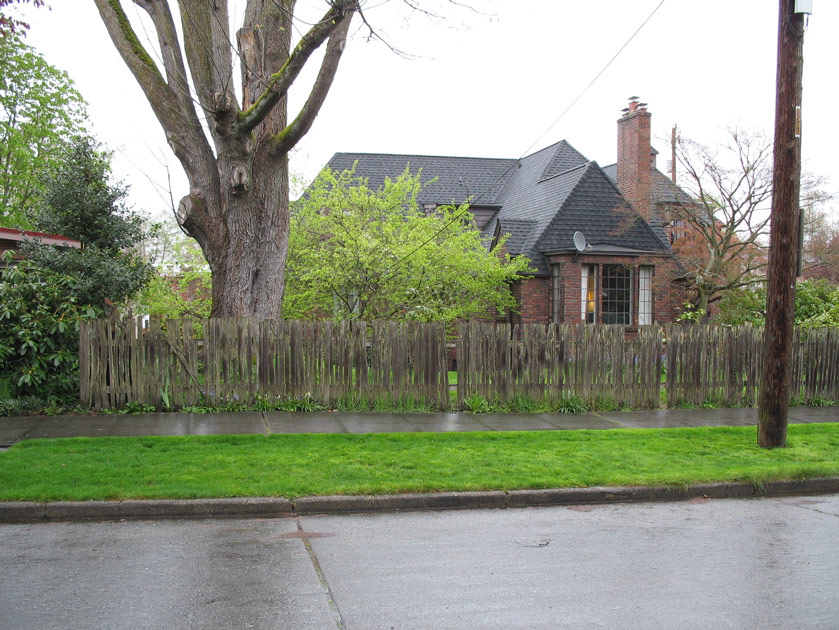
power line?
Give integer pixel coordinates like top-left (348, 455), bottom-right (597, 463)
top-left (377, 0), bottom-right (667, 279)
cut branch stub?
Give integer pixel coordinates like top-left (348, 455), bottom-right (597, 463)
top-left (177, 192), bottom-right (206, 226)
top-left (230, 165), bottom-right (251, 194)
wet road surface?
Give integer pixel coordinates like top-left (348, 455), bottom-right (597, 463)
top-left (2, 495), bottom-right (837, 629)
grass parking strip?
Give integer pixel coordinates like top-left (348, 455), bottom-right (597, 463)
top-left (1, 424), bottom-right (838, 502)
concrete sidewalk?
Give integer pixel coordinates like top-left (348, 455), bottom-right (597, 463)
top-left (1, 406), bottom-right (837, 445)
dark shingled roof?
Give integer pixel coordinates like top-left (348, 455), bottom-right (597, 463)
top-left (495, 219), bottom-right (538, 255)
top-left (538, 140), bottom-right (589, 181)
top-left (325, 152), bottom-right (516, 207)
top-left (323, 140), bottom-right (676, 276)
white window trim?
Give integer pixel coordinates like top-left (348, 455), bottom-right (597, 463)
top-left (581, 264), bottom-right (597, 324)
top-left (638, 265), bottom-right (653, 326)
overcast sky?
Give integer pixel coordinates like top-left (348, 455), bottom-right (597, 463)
top-left (19, 1), bottom-right (839, 220)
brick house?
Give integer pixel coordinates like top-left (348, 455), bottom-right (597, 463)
top-left (324, 99), bottom-right (689, 328)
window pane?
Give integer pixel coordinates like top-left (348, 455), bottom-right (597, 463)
top-left (602, 265), bottom-right (631, 325)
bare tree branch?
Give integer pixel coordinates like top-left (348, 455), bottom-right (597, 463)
top-left (236, 2), bottom-right (356, 138)
top-left (670, 128), bottom-right (773, 312)
top-left (178, 0), bottom-right (238, 130)
top-left (269, 9), bottom-right (354, 155)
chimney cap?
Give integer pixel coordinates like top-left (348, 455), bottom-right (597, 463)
top-left (628, 95), bottom-right (639, 101)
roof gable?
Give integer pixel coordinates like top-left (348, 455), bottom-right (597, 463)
top-left (538, 140), bottom-right (588, 181)
top-left (535, 163), bottom-right (666, 256)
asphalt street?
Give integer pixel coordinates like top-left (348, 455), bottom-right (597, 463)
top-left (2, 495), bottom-right (837, 629)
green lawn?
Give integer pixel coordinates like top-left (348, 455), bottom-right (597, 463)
top-left (1, 424), bottom-right (837, 502)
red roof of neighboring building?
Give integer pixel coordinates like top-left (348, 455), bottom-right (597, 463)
top-left (0, 227), bottom-right (82, 249)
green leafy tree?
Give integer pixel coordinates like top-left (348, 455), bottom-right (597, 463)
top-left (795, 279), bottom-right (839, 328)
top-left (22, 138), bottom-right (154, 310)
top-left (0, 253), bottom-right (95, 400)
top-left (137, 235), bottom-right (212, 321)
top-left (0, 33), bottom-right (87, 227)
top-left (715, 287), bottom-right (766, 327)
top-left (716, 279), bottom-right (839, 328)
top-left (284, 167), bottom-right (532, 323)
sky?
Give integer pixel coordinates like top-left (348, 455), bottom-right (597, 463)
top-left (17, 1), bottom-right (839, 221)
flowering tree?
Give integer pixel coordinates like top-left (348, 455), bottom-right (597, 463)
top-left (284, 167), bottom-right (533, 322)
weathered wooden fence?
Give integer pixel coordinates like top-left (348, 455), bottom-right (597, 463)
top-left (665, 324), bottom-right (764, 407)
top-left (80, 319), bottom-right (839, 411)
top-left (457, 322), bottom-right (662, 410)
top-left (792, 327), bottom-right (839, 403)
top-left (80, 318), bottom-right (448, 410)
top-left (665, 325), bottom-right (839, 407)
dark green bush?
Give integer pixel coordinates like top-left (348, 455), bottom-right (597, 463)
top-left (0, 255), bottom-right (95, 400)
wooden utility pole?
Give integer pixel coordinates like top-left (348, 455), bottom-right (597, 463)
top-left (758, 0), bottom-right (807, 448)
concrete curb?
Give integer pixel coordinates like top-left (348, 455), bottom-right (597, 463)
top-left (1, 497), bottom-right (293, 523)
top-left (2, 478), bottom-right (838, 523)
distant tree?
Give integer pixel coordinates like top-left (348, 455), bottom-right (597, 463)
top-left (22, 138), bottom-right (153, 311)
top-left (284, 167), bottom-right (532, 323)
top-left (801, 204), bottom-right (839, 284)
top-left (136, 235), bottom-right (212, 321)
top-left (670, 128), bottom-right (772, 316)
top-left (0, 33), bottom-right (87, 227)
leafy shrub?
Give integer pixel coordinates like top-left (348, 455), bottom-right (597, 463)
top-left (506, 395), bottom-right (539, 413)
top-left (0, 255), bottom-right (95, 400)
top-left (0, 395), bottom-right (44, 417)
top-left (182, 394), bottom-right (326, 414)
top-left (716, 279), bottom-right (839, 328)
top-left (806, 396), bottom-right (837, 408)
top-left (552, 394), bottom-right (588, 414)
top-left (591, 394), bottom-right (619, 412)
top-left (0, 376), bottom-right (13, 400)
top-left (463, 393), bottom-right (490, 413)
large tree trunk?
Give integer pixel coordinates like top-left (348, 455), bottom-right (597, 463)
top-left (95, 0), bottom-right (356, 318)
top-left (201, 157), bottom-right (291, 318)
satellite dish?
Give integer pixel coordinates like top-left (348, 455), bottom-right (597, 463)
top-left (573, 231), bottom-right (587, 253)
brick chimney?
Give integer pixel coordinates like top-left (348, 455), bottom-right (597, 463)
top-left (616, 97), bottom-right (653, 221)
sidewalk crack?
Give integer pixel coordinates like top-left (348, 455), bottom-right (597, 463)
top-left (783, 501), bottom-right (839, 519)
top-left (296, 517), bottom-right (345, 629)
top-left (261, 412), bottom-right (271, 435)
